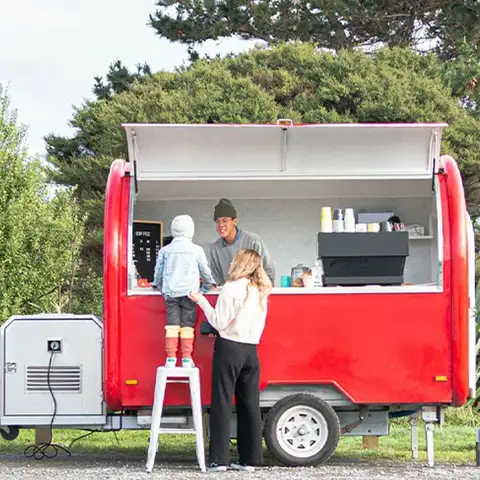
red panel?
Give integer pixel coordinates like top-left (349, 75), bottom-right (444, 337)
top-left (103, 159), bottom-right (130, 411)
top-left (117, 289), bottom-right (453, 408)
top-left (103, 158), bottom-right (470, 410)
top-left (441, 155), bottom-right (469, 406)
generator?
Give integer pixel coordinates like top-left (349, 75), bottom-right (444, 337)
top-left (0, 314), bottom-right (105, 428)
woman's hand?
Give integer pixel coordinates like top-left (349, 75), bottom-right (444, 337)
top-left (188, 291), bottom-right (203, 303)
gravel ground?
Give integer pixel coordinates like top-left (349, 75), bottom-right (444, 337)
top-left (0, 454), bottom-right (478, 480)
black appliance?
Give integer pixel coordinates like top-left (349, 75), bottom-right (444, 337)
top-left (317, 232), bottom-right (409, 286)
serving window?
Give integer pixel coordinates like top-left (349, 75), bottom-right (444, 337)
top-left (124, 122), bottom-right (445, 296)
top-left (127, 178), bottom-right (443, 295)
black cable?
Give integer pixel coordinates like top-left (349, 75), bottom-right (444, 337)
top-left (24, 351), bottom-right (71, 459)
top-left (23, 351), bottom-right (125, 460)
top-left (67, 430), bottom-right (96, 449)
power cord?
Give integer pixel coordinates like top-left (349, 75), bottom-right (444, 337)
top-left (24, 351), bottom-right (72, 459)
top-left (23, 351), bottom-right (124, 460)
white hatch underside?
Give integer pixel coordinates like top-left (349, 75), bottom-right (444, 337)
top-left (123, 123), bottom-right (446, 200)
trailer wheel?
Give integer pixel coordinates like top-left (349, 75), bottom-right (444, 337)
top-left (263, 394), bottom-right (340, 466)
top-left (0, 426), bottom-right (19, 441)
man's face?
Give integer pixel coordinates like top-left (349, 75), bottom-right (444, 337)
top-left (215, 217), bottom-right (238, 239)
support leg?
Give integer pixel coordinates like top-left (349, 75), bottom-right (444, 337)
top-left (476, 428), bottom-right (480, 467)
top-left (35, 427), bottom-right (52, 445)
top-left (146, 370), bottom-right (167, 473)
top-left (190, 369), bottom-right (206, 472)
top-left (362, 436), bottom-right (379, 449)
top-left (425, 421), bottom-right (435, 468)
top-left (410, 412), bottom-right (420, 460)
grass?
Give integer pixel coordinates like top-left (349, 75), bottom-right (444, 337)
top-left (2, 407), bottom-right (479, 465)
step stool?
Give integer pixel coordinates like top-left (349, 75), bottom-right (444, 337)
top-left (146, 367), bottom-right (206, 473)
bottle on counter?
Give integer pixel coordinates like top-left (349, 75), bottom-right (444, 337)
top-left (129, 259), bottom-right (139, 288)
top-left (344, 208), bottom-right (355, 232)
top-left (312, 259), bottom-right (324, 287)
top-left (333, 208), bottom-right (344, 232)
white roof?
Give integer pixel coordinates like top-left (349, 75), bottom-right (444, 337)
top-left (122, 122), bottom-right (447, 199)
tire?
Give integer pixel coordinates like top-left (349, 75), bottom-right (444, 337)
top-left (263, 394), bottom-right (340, 466)
top-left (0, 426), bottom-right (19, 441)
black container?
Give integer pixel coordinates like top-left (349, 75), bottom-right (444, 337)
top-left (317, 231), bottom-right (409, 286)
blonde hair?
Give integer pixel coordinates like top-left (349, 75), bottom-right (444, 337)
top-left (227, 249), bottom-right (272, 309)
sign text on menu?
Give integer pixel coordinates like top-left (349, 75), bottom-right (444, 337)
top-left (132, 220), bottom-right (163, 286)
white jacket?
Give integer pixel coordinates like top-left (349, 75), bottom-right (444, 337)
top-left (197, 278), bottom-right (268, 344)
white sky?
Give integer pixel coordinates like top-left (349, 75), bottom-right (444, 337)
top-left (0, 0), bottom-right (255, 157)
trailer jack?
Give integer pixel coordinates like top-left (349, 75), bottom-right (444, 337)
top-left (411, 407), bottom-right (441, 467)
top-left (340, 407), bottom-right (369, 434)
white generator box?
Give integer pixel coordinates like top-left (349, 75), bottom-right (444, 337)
top-left (0, 314), bottom-right (105, 426)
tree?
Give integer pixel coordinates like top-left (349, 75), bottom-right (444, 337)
top-left (149, 0), bottom-right (480, 61)
top-left (93, 60), bottom-right (152, 101)
top-left (45, 45), bottom-right (480, 312)
top-left (41, 60), bottom-right (153, 314)
top-left (0, 85), bottom-right (85, 321)
top-left (443, 42), bottom-right (480, 114)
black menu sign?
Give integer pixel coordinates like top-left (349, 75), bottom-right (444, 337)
top-left (132, 220), bottom-right (163, 283)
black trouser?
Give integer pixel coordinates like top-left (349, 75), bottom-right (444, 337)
top-left (209, 337), bottom-right (263, 466)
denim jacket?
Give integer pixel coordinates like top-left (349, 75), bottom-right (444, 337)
top-left (151, 237), bottom-right (215, 298)
top-left (152, 215), bottom-right (215, 297)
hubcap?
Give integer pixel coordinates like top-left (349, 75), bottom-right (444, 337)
top-left (276, 405), bottom-right (329, 458)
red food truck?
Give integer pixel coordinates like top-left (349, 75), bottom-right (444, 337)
top-left (0, 122), bottom-right (477, 467)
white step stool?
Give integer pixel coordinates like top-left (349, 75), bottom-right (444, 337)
top-left (146, 366), bottom-right (206, 473)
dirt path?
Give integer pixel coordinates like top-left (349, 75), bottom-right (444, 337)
top-left (0, 454), bottom-right (478, 480)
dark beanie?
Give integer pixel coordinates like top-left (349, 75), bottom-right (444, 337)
top-left (214, 198), bottom-right (237, 220)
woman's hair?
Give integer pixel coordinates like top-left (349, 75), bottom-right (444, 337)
top-left (227, 249), bottom-right (272, 309)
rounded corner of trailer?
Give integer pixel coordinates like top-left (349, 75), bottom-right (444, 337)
top-left (103, 156), bottom-right (131, 414)
top-left (109, 158), bottom-right (129, 174)
top-left (440, 152), bottom-right (471, 408)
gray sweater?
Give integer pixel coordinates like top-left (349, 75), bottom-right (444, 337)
top-left (209, 230), bottom-right (275, 286)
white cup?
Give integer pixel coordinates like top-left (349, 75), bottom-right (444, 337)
top-left (303, 276), bottom-right (314, 288)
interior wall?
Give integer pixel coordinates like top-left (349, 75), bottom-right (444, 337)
top-left (134, 197), bottom-right (436, 286)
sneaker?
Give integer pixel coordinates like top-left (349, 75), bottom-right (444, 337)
top-left (231, 463), bottom-right (255, 472)
top-left (207, 463), bottom-right (227, 472)
top-left (182, 357), bottom-right (195, 368)
top-left (165, 357), bottom-right (177, 368)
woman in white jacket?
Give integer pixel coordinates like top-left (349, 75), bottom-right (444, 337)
top-left (189, 248), bottom-right (272, 472)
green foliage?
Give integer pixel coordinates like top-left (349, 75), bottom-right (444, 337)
top-left (149, 0), bottom-right (480, 61)
top-left (2, 423), bottom-right (478, 464)
top-left (93, 60), bottom-right (152, 101)
top-left (45, 45), bottom-right (480, 312)
top-left (476, 279), bottom-right (480, 402)
top-left (0, 85), bottom-right (85, 322)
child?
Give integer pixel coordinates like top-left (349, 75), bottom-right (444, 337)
top-left (151, 214), bottom-right (215, 368)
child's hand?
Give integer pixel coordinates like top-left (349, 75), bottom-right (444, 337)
top-left (188, 291), bottom-right (203, 303)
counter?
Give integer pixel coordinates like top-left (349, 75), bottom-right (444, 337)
top-left (129, 284), bottom-right (441, 296)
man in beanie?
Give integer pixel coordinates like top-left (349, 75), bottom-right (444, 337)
top-left (210, 198), bottom-right (275, 285)
top-left (152, 214), bottom-right (215, 368)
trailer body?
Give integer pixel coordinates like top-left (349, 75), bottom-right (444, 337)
top-left (0, 122), bottom-right (476, 465)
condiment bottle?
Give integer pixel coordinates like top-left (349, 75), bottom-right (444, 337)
top-left (313, 259), bottom-right (324, 287)
top-left (344, 208), bottom-right (355, 232)
top-left (333, 208), bottom-right (344, 232)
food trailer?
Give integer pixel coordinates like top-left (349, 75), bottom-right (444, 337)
top-left (0, 122), bottom-right (477, 467)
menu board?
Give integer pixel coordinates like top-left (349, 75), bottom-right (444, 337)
top-left (132, 220), bottom-right (163, 285)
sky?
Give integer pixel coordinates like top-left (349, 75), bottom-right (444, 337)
top-left (0, 0), bottom-right (255, 157)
